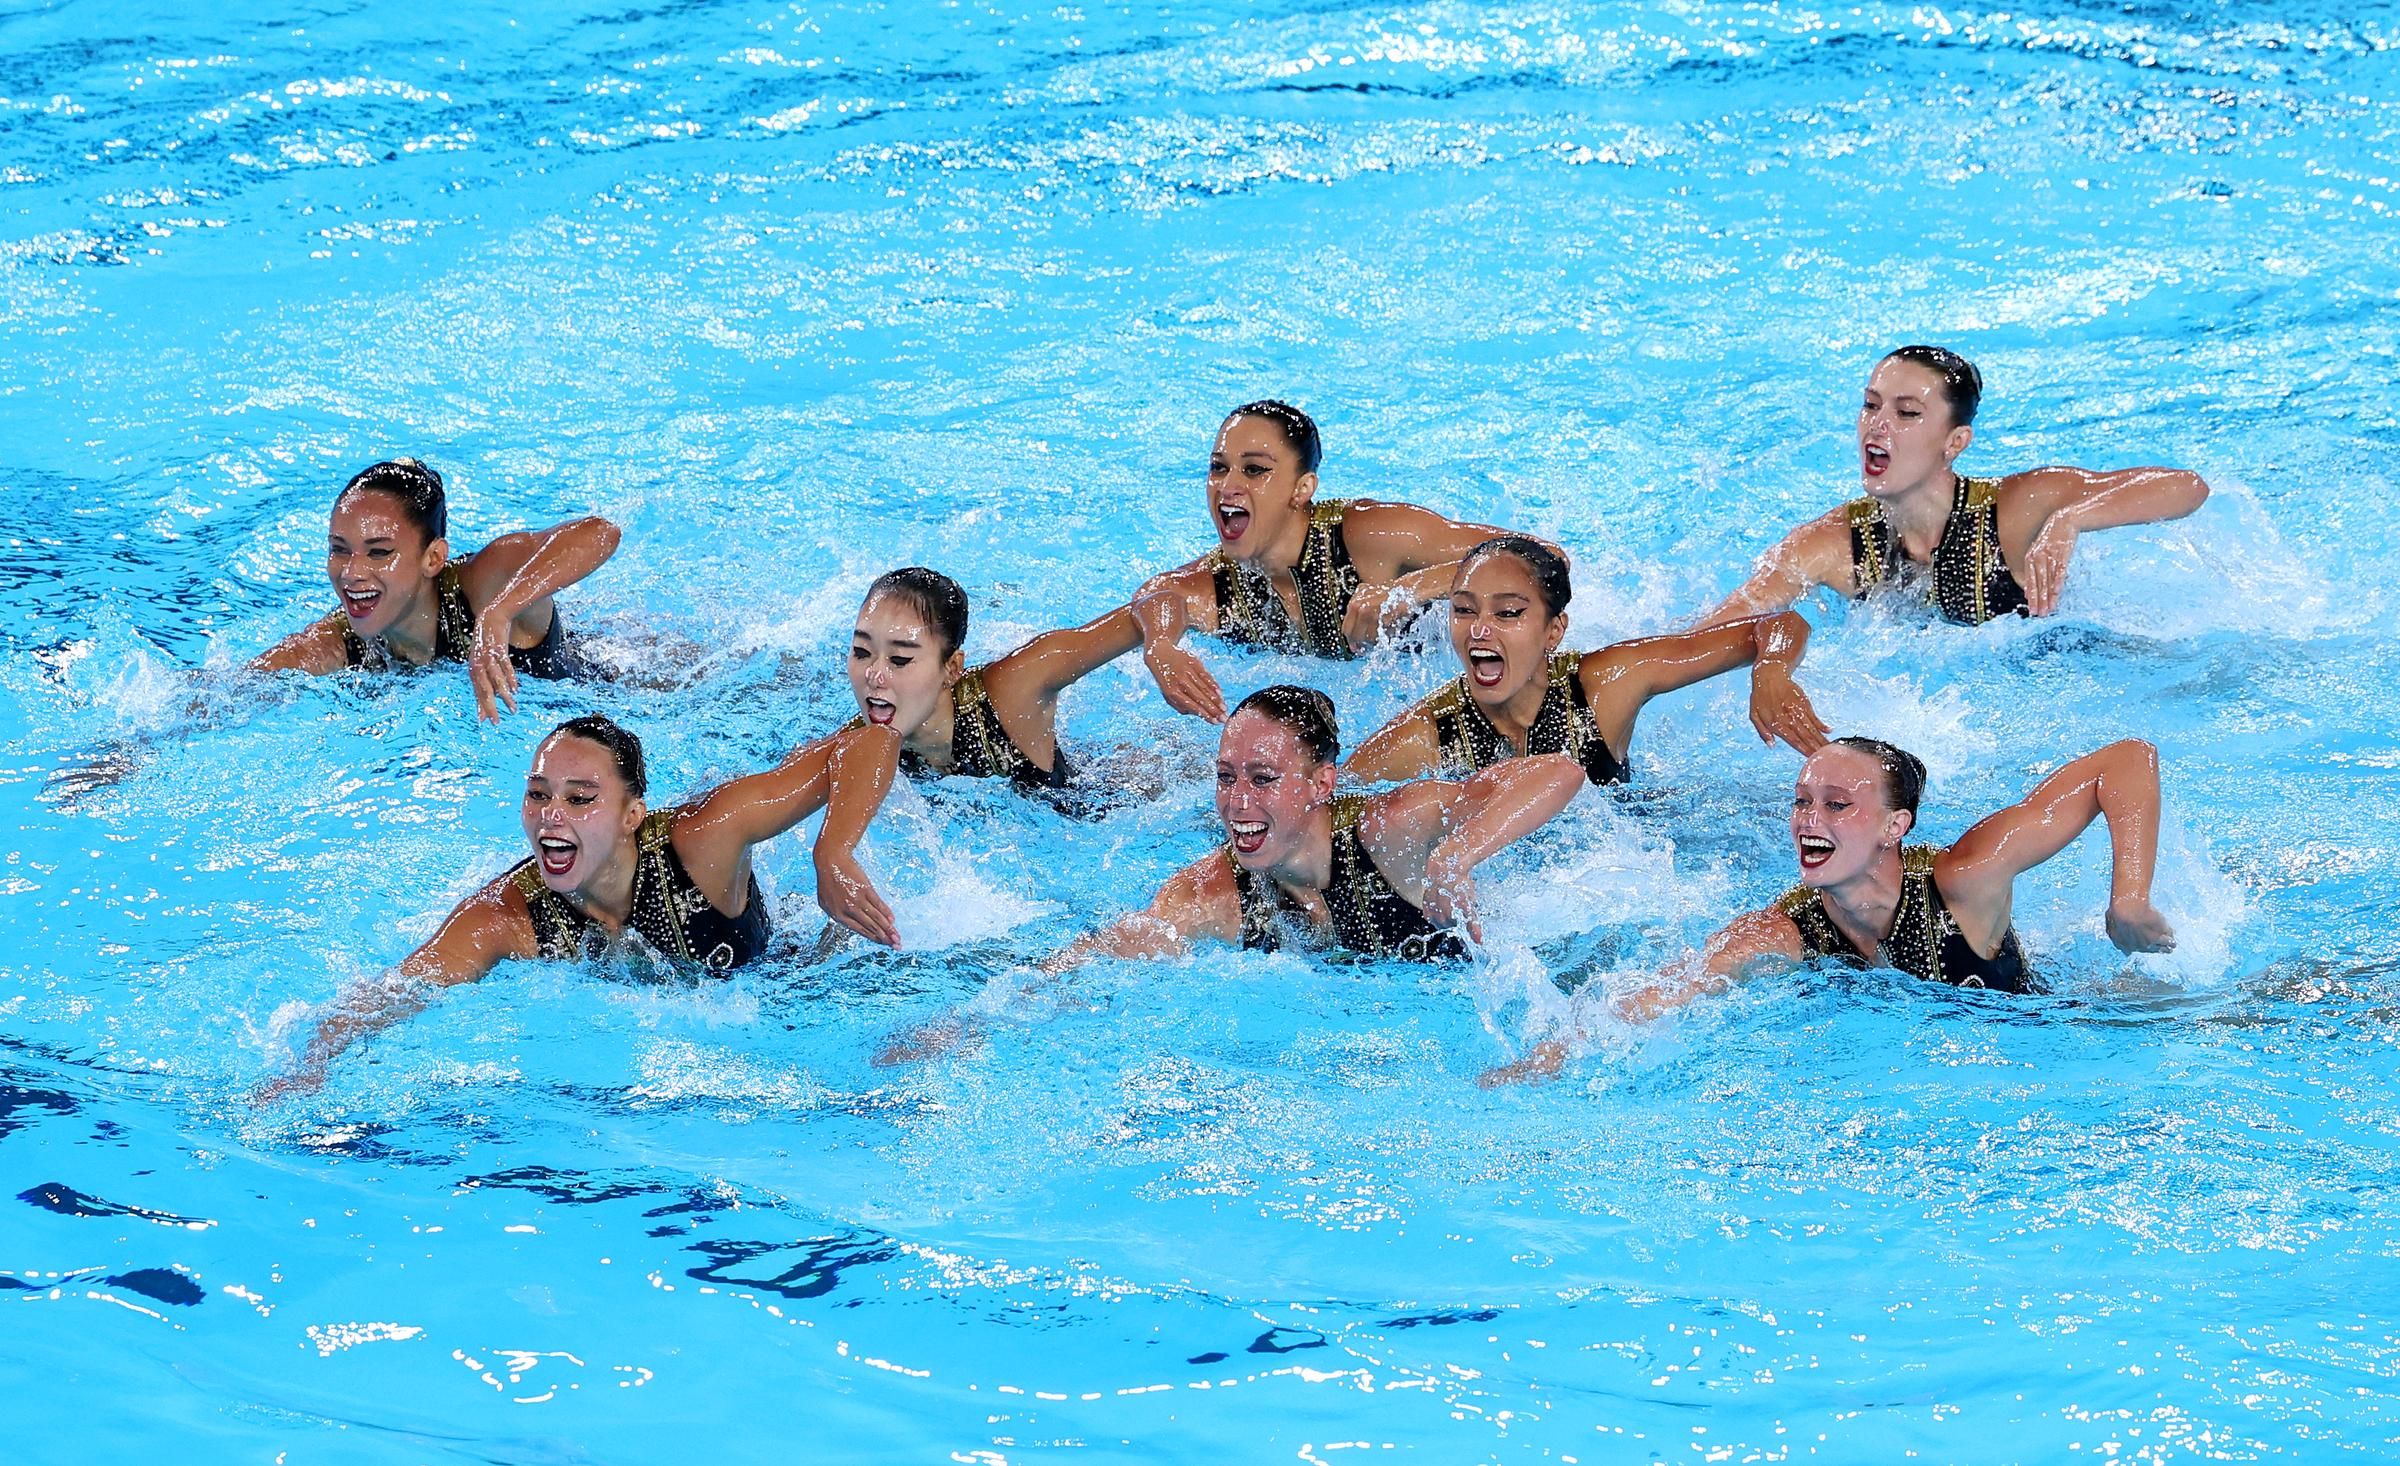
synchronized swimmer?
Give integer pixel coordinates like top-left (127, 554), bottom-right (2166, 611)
top-left (239, 358), bottom-right (2212, 1098)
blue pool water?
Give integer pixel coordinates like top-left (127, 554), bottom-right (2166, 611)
top-left (5, 0), bottom-right (2399, 1458)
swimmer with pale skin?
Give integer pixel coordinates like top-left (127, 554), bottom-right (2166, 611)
top-left (1479, 736), bottom-right (2178, 1086)
top-left (1697, 347), bottom-right (2210, 628)
top-left (1346, 536), bottom-right (1830, 787)
top-left (254, 459), bottom-right (621, 721)
top-left (877, 685), bottom-right (1586, 1064)
top-left (846, 567), bottom-right (1145, 799)
top-left (255, 712), bottom-right (900, 1101)
top-left (1133, 401), bottom-right (1563, 723)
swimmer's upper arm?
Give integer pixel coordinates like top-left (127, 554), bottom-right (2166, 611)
top-left (693, 724), bottom-right (892, 853)
top-left (252, 613), bottom-right (350, 676)
top-left (1694, 509), bottom-right (1850, 628)
top-left (1617, 907), bottom-right (1804, 1023)
top-left (1344, 705), bottom-right (1441, 784)
top-left (401, 880), bottom-right (539, 988)
top-left (1044, 852), bottom-right (1241, 971)
top-left (1937, 740), bottom-right (2161, 914)
top-left (1340, 501), bottom-right (1555, 580)
top-left (982, 603), bottom-right (1146, 711)
top-left (1132, 561), bottom-right (1221, 636)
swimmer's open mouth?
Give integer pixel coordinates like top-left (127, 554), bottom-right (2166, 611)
top-left (538, 835), bottom-right (577, 877)
top-left (1796, 834), bottom-right (1836, 870)
top-left (340, 587), bottom-right (383, 618)
top-left (1862, 445), bottom-right (1890, 477)
top-left (1216, 504), bottom-right (1251, 543)
top-left (1228, 819), bottom-right (1269, 855)
top-left (862, 698), bottom-right (896, 726)
top-left (1467, 647), bottom-right (1506, 689)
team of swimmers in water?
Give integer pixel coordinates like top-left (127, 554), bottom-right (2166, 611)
top-left (248, 344), bottom-right (2214, 1100)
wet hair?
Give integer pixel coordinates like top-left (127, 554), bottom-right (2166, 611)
top-left (1880, 345), bottom-right (1983, 427)
top-left (863, 567), bottom-right (969, 659)
top-left (1224, 399), bottom-right (1323, 475)
top-left (337, 458), bottom-right (448, 543)
top-left (1458, 535), bottom-right (1572, 619)
top-left (1832, 735), bottom-right (1926, 818)
top-left (1233, 684), bottom-right (1340, 766)
top-left (546, 713), bottom-right (648, 798)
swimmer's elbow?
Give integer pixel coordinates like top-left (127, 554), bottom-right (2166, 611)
top-left (578, 515), bottom-right (624, 555)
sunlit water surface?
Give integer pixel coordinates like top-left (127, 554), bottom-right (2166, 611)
top-left (4, 1), bottom-right (2398, 1460)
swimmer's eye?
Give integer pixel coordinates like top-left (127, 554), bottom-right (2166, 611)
top-left (1497, 607), bottom-right (1523, 620)
top-left (526, 788), bottom-right (549, 804)
top-left (566, 794), bottom-right (596, 807)
top-left (1249, 772), bottom-right (1278, 788)
top-left (1897, 408), bottom-right (1920, 420)
top-left (1826, 799), bottom-right (1850, 811)
top-left (850, 645), bottom-right (869, 661)
top-left (1215, 768), bottom-right (1235, 786)
top-left (1243, 464), bottom-right (1268, 478)
top-left (888, 655), bottom-right (912, 668)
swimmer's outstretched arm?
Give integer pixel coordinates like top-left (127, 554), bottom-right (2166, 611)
top-left (1580, 610), bottom-right (1828, 756)
top-left (1337, 504), bottom-right (1570, 650)
top-left (2001, 467), bottom-right (2211, 616)
top-left (978, 604), bottom-right (1147, 742)
top-left (1693, 509), bottom-right (1855, 629)
top-left (1476, 909), bottom-right (1806, 1088)
top-left (695, 723), bottom-right (903, 948)
top-left (1344, 705), bottom-right (1444, 784)
top-left (872, 854), bottom-right (1241, 1065)
top-left (457, 515), bottom-right (623, 722)
top-left (1368, 753), bottom-right (1588, 941)
top-left (1131, 565), bottom-right (1228, 723)
top-left (253, 882), bottom-right (538, 1103)
top-left (1936, 738), bottom-right (2174, 954)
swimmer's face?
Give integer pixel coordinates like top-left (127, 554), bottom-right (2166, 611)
top-left (1207, 414), bottom-right (1317, 561)
top-left (1858, 357), bottom-right (1972, 498)
top-left (1215, 709), bottom-right (1337, 870)
top-left (1449, 552), bottom-right (1566, 709)
top-left (521, 734), bottom-right (645, 896)
top-left (327, 489), bottom-right (447, 636)
top-left (849, 592), bottom-right (963, 737)
top-left (1790, 744), bottom-right (1913, 888)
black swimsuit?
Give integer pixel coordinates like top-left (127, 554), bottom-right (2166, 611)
top-left (1775, 844), bottom-right (2033, 992)
top-left (1416, 651), bottom-right (1629, 787)
top-left (507, 810), bottom-right (771, 974)
top-left (1846, 475), bottom-right (2030, 626)
top-left (338, 560), bottom-right (591, 679)
top-left (1227, 794), bottom-right (1465, 962)
top-left (1207, 500), bottom-right (1362, 660)
top-left (893, 668), bottom-right (1073, 793)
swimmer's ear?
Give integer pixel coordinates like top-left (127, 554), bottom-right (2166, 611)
top-left (1307, 759), bottom-right (1338, 802)
top-left (941, 646), bottom-right (966, 687)
top-left (1886, 807), bottom-right (1915, 845)
top-left (1543, 610), bottom-right (1568, 654)
top-left (623, 796), bottom-right (648, 837)
top-left (420, 536), bottom-right (452, 577)
top-left (1943, 423), bottom-right (1973, 465)
top-left (1291, 469), bottom-right (1319, 509)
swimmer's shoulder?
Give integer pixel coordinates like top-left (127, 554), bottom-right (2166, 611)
top-left (415, 869), bottom-right (543, 982)
top-left (253, 609), bottom-right (353, 675)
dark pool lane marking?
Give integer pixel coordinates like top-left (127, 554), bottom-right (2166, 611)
top-left (16, 1180), bottom-right (215, 1229)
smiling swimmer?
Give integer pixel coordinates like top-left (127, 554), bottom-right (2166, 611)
top-left (256, 711), bottom-right (902, 1101)
top-left (1696, 347), bottom-right (2209, 627)
top-left (1479, 736), bottom-right (2179, 1085)
top-left (253, 459), bottom-right (621, 720)
top-left (1131, 401), bottom-right (1563, 722)
top-left (1346, 536), bottom-right (1830, 786)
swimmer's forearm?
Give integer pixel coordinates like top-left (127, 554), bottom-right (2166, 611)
top-left (2092, 739), bottom-right (2164, 905)
top-left (1449, 755), bottom-right (1583, 865)
top-left (482, 516), bottom-right (622, 624)
top-left (1040, 913), bottom-right (1185, 975)
top-left (1752, 610), bottom-right (1809, 671)
top-left (1132, 585), bottom-right (1192, 649)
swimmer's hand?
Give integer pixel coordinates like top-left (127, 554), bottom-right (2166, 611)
top-left (1341, 581), bottom-right (1416, 652)
top-left (1421, 841), bottom-right (1485, 945)
top-left (874, 1013), bottom-right (985, 1067)
top-left (468, 611), bottom-right (521, 723)
top-left (1477, 1039), bottom-right (1569, 1088)
top-left (1748, 665), bottom-right (1830, 754)
top-left (1144, 641), bottom-right (1226, 724)
top-left (2105, 898), bottom-right (2176, 954)
top-left (2020, 515), bottom-right (2080, 617)
top-left (251, 1063), bottom-right (328, 1107)
top-left (816, 849), bottom-right (900, 948)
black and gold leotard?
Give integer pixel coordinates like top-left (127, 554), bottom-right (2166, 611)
top-left (1416, 651), bottom-right (1628, 787)
top-left (1775, 845), bottom-right (2033, 993)
top-left (506, 810), bottom-right (770, 973)
top-left (1227, 794), bottom-right (1465, 962)
top-left (338, 561), bottom-right (587, 678)
top-left (1207, 500), bottom-right (1361, 660)
top-left (866, 668), bottom-right (1073, 793)
top-left (1846, 475), bottom-right (2030, 626)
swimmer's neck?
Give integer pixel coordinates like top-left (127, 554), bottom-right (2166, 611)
top-left (377, 579), bottom-right (447, 666)
top-left (899, 681), bottom-right (961, 769)
top-left (1262, 804), bottom-right (1339, 897)
top-left (1479, 672), bottom-right (1553, 751)
top-left (1234, 504), bottom-right (1319, 582)
top-left (564, 843), bottom-right (641, 932)
top-left (1875, 470), bottom-right (1964, 562)
top-left (1816, 849), bottom-right (1908, 955)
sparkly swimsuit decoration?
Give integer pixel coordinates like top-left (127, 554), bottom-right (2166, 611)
top-left (1418, 651), bottom-right (1629, 787)
top-left (1207, 500), bottom-right (1361, 660)
top-left (1776, 844), bottom-right (2033, 992)
top-left (1226, 794), bottom-right (1465, 961)
top-left (339, 560), bottom-right (585, 677)
top-left (1846, 475), bottom-right (2030, 626)
top-left (507, 810), bottom-right (771, 973)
